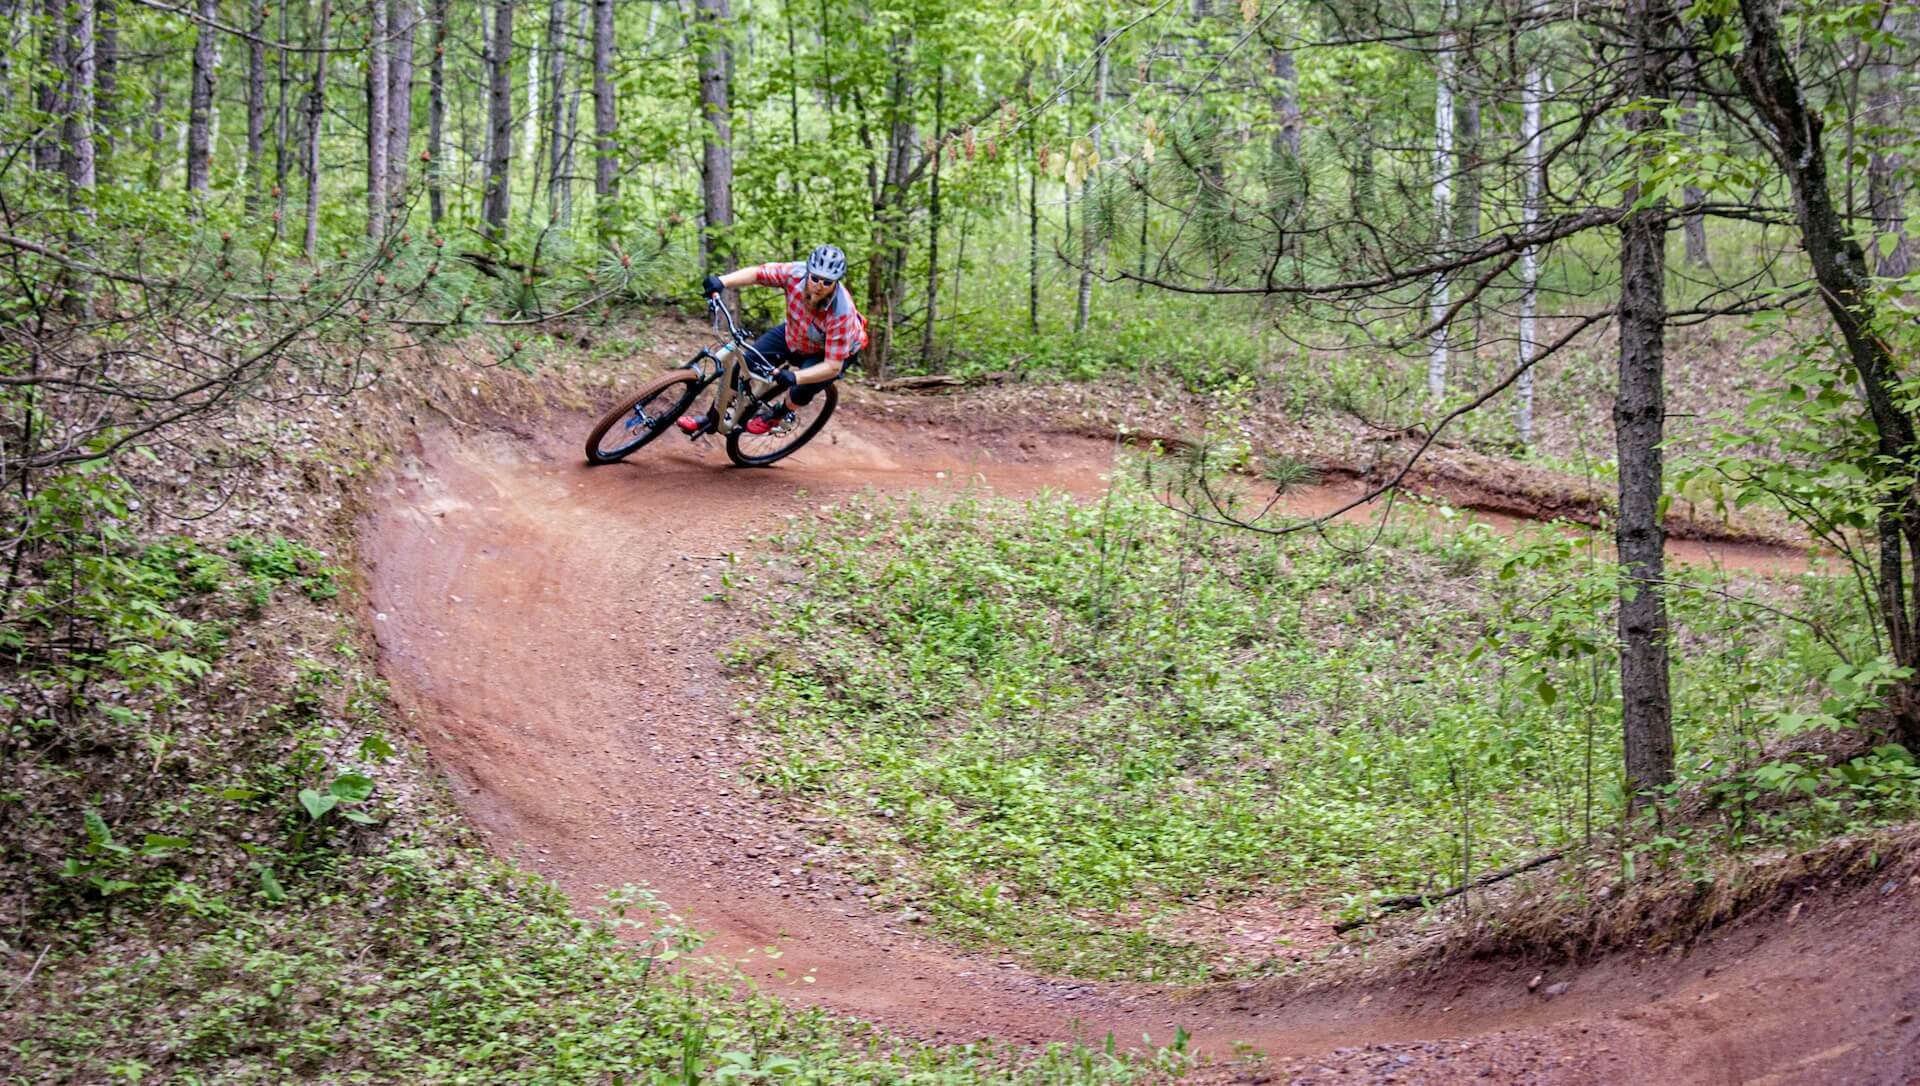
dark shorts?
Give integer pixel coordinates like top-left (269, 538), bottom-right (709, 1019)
top-left (750, 325), bottom-right (856, 406)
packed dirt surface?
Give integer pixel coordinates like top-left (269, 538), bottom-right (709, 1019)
top-left (362, 405), bottom-right (1919, 1083)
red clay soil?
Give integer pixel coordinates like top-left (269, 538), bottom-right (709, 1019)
top-left (361, 408), bottom-right (1919, 1084)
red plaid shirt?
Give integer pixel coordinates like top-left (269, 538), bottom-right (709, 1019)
top-left (751, 261), bottom-right (869, 368)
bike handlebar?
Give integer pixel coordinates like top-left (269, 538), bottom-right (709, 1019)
top-left (706, 294), bottom-right (778, 378)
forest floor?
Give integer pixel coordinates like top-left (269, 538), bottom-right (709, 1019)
top-left (360, 386), bottom-right (1920, 1085)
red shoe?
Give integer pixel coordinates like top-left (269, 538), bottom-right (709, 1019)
top-left (745, 408), bottom-right (794, 436)
top-left (675, 412), bottom-right (710, 435)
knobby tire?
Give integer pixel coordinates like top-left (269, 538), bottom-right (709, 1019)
top-left (584, 370), bottom-right (701, 464)
top-left (725, 384), bottom-right (839, 468)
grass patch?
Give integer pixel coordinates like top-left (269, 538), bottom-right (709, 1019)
top-left (735, 463), bottom-right (1920, 982)
top-left (8, 844), bottom-right (1191, 1084)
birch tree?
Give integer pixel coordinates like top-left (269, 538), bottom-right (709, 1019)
top-left (1428, 0), bottom-right (1457, 399)
top-left (1516, 65), bottom-right (1543, 446)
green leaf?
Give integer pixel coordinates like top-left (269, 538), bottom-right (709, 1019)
top-left (359, 733), bottom-right (396, 761)
top-left (141, 834), bottom-right (192, 854)
top-left (84, 810), bottom-right (130, 855)
top-left (299, 788), bottom-right (337, 820)
top-left (221, 787), bottom-right (262, 801)
top-left (341, 810), bottom-right (378, 825)
top-left (259, 866), bottom-right (287, 903)
top-left (83, 810), bottom-right (113, 849)
top-left (329, 773), bottom-right (375, 802)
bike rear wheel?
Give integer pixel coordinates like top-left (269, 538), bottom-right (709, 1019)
top-left (725, 384), bottom-right (838, 468)
top-left (584, 370), bottom-right (701, 464)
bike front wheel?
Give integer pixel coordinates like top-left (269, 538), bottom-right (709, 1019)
top-left (725, 384), bottom-right (838, 468)
top-left (584, 370), bottom-right (701, 464)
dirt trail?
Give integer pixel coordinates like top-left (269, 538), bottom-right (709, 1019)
top-left (363, 411), bottom-right (1918, 1083)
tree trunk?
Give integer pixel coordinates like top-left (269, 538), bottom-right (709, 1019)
top-left (68, 0), bottom-right (95, 178)
top-left (0, 0), bottom-right (16, 114)
top-left (1618, 0), bottom-right (1678, 799)
top-left (388, 0), bottom-right (419, 209)
top-left (303, 0), bottom-right (333, 259)
top-left (1735, 0), bottom-right (1920, 747)
top-left (36, 0), bottom-right (68, 173)
top-left (784, 0), bottom-right (799, 248)
top-left (524, 25), bottom-right (538, 176)
top-left (57, 0), bottom-right (85, 182)
top-left (1062, 89), bottom-right (1075, 276)
top-left (95, 0), bottom-right (117, 162)
top-left (921, 70), bottom-right (943, 364)
top-left (1517, 66), bottom-right (1543, 446)
top-left (591, 0), bottom-right (616, 238)
top-left (243, 0), bottom-right (267, 211)
top-left (1136, 180), bottom-right (1147, 295)
top-left (1268, 41), bottom-right (1302, 229)
top-left (146, 73), bottom-right (164, 189)
top-left (1271, 45), bottom-right (1300, 158)
top-left (1028, 120), bottom-right (1039, 334)
top-left (559, 0), bottom-right (586, 225)
top-left (429, 0), bottom-right (447, 223)
top-left (1076, 26), bottom-right (1108, 334)
top-left (865, 31), bottom-right (913, 377)
top-left (366, 0), bottom-right (390, 236)
top-left (186, 0), bottom-right (216, 194)
top-left (543, 0), bottom-right (567, 220)
top-left (66, 0), bottom-right (96, 221)
top-left (695, 0), bottom-right (735, 300)
top-left (483, 0), bottom-right (516, 238)
top-left (1455, 96), bottom-right (1480, 242)
top-left (1867, 5), bottom-right (1910, 279)
top-left (274, 0), bottom-right (291, 217)
top-left (1427, 0), bottom-right (1456, 399)
top-left (1681, 85), bottom-right (1710, 268)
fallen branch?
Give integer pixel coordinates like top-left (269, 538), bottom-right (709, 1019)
top-left (1, 944), bottom-right (52, 1008)
top-left (872, 371), bottom-right (1012, 393)
top-left (1334, 849), bottom-right (1566, 934)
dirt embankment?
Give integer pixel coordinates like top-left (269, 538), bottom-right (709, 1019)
top-left (362, 399), bottom-right (1916, 1084)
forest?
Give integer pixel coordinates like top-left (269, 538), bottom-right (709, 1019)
top-left (2, 0), bottom-right (1918, 1079)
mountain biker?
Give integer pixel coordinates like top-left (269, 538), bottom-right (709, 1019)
top-left (677, 243), bottom-right (869, 436)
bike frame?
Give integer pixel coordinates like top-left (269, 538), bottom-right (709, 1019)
top-left (683, 296), bottom-right (784, 438)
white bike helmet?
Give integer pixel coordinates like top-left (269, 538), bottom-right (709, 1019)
top-left (806, 244), bottom-right (848, 283)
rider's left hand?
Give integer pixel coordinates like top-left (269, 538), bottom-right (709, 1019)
top-left (703, 273), bottom-right (725, 298)
top-left (772, 368), bottom-right (798, 390)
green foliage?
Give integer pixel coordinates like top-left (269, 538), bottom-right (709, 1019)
top-left (227, 535), bottom-right (344, 604)
top-left (1712, 745), bottom-right (1920, 844)
top-left (739, 464), bottom-right (1916, 979)
top-left (1, 463), bottom-right (395, 923)
top-left (13, 843), bottom-right (1189, 1084)
top-left (1, 460), bottom-right (1183, 1084)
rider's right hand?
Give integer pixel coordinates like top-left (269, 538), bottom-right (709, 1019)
top-left (703, 273), bottom-right (725, 298)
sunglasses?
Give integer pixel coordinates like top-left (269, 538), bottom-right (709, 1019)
top-left (806, 273), bottom-right (840, 288)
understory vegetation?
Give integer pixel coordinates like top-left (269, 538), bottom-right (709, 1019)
top-left (0, 434), bottom-right (1189, 1083)
top-left (5, 0), bottom-right (1916, 1067)
top-left (16, 846), bottom-right (1186, 1084)
top-left (737, 460), bottom-right (1920, 982)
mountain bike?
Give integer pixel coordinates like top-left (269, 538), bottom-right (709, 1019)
top-left (583, 295), bottom-right (839, 468)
